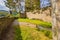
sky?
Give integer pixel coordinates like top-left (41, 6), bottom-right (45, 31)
top-left (0, 0), bottom-right (9, 11)
top-left (0, 0), bottom-right (25, 12)
top-left (0, 0), bottom-right (51, 11)
top-left (40, 0), bottom-right (51, 8)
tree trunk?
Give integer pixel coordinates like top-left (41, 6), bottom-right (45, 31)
top-left (20, 12), bottom-right (26, 18)
top-left (20, 0), bottom-right (26, 18)
top-left (51, 0), bottom-right (60, 40)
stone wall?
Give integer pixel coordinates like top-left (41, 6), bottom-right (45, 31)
top-left (26, 9), bottom-right (52, 22)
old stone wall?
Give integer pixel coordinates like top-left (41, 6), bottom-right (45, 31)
top-left (26, 9), bottom-right (52, 22)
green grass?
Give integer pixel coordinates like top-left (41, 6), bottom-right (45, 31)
top-left (39, 29), bottom-right (52, 39)
top-left (14, 26), bottom-right (52, 40)
top-left (18, 18), bottom-right (52, 28)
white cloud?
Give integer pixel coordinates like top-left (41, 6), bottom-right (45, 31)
top-left (0, 0), bottom-right (9, 11)
top-left (0, 0), bottom-right (5, 6)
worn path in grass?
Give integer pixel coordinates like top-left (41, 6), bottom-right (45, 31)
top-left (0, 19), bottom-right (52, 40)
top-left (0, 20), bottom-right (19, 40)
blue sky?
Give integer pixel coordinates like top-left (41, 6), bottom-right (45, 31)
top-left (0, 0), bottom-right (9, 11)
top-left (40, 0), bottom-right (51, 8)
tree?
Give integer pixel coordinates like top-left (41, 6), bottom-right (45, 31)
top-left (19, 0), bottom-right (26, 18)
top-left (25, 0), bottom-right (40, 12)
top-left (51, 0), bottom-right (60, 40)
top-left (5, 0), bottom-right (20, 17)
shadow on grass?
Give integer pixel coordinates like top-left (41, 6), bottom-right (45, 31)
top-left (13, 20), bottom-right (23, 40)
top-left (14, 25), bottom-right (23, 40)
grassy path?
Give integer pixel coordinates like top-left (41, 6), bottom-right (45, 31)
top-left (0, 18), bottom-right (52, 40)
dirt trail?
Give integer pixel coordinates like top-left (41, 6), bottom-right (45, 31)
top-left (0, 19), bottom-right (17, 40)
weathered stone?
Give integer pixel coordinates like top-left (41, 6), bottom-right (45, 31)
top-left (26, 10), bottom-right (52, 22)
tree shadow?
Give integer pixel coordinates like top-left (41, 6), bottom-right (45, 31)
top-left (13, 20), bottom-right (23, 40)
